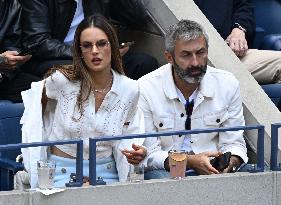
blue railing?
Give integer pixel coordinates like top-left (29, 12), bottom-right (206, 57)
top-left (0, 139), bottom-right (84, 188)
top-left (270, 123), bottom-right (281, 171)
top-left (89, 125), bottom-right (265, 186)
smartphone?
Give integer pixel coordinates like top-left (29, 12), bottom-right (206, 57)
top-left (18, 48), bottom-right (32, 56)
top-left (119, 41), bottom-right (135, 48)
top-left (210, 152), bottom-right (231, 172)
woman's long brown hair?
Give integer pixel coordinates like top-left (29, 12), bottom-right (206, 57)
top-left (48, 14), bottom-right (124, 117)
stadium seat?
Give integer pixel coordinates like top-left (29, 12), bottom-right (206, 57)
top-left (0, 100), bottom-right (25, 191)
top-left (253, 27), bottom-right (265, 49)
top-left (0, 100), bottom-right (24, 160)
top-left (261, 84), bottom-right (281, 110)
top-left (260, 34), bottom-right (281, 51)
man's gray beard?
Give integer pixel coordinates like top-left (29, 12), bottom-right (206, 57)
top-left (173, 61), bottom-right (207, 84)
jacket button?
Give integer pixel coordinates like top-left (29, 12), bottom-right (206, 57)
top-left (216, 119), bottom-right (220, 123)
top-left (61, 168), bottom-right (67, 174)
top-left (159, 123), bottom-right (163, 127)
top-left (179, 134), bottom-right (182, 137)
top-left (107, 164), bottom-right (112, 170)
top-left (190, 141), bottom-right (193, 143)
top-left (180, 113), bottom-right (184, 117)
top-left (177, 98), bottom-right (180, 102)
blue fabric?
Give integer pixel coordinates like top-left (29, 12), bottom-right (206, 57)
top-left (49, 154), bottom-right (118, 187)
top-left (144, 170), bottom-right (170, 180)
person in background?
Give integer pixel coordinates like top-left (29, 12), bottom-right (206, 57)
top-left (21, 14), bottom-right (144, 188)
top-left (0, 0), bottom-right (39, 102)
top-left (194, 0), bottom-right (281, 85)
top-left (20, 0), bottom-right (158, 80)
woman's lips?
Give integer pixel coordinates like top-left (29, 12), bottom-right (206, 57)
top-left (91, 57), bottom-right (102, 65)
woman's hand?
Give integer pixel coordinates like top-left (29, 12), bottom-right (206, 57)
top-left (121, 143), bottom-right (147, 165)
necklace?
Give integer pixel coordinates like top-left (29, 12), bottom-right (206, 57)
top-left (93, 76), bottom-right (113, 93)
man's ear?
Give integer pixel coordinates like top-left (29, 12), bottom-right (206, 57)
top-left (164, 51), bottom-right (174, 64)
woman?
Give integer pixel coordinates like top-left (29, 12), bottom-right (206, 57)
top-left (21, 14), bottom-right (144, 188)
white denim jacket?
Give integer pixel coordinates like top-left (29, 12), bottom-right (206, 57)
top-left (139, 64), bottom-right (248, 170)
top-left (21, 70), bottom-right (144, 188)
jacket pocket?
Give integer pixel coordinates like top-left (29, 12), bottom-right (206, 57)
top-left (203, 108), bottom-right (229, 127)
top-left (153, 117), bottom-right (174, 131)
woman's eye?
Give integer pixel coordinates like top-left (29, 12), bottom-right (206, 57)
top-left (96, 40), bottom-right (108, 48)
top-left (82, 43), bottom-right (92, 49)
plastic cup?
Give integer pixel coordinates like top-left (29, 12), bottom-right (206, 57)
top-left (168, 150), bottom-right (187, 179)
top-left (37, 160), bottom-right (56, 189)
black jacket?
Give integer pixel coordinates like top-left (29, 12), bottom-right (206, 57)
top-left (20, 0), bottom-right (147, 60)
top-left (194, 0), bottom-right (256, 47)
top-left (0, 0), bottom-right (23, 79)
top-left (0, 0), bottom-right (22, 52)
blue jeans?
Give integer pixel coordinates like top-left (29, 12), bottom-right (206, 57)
top-left (144, 170), bottom-right (170, 180)
top-left (49, 154), bottom-right (119, 187)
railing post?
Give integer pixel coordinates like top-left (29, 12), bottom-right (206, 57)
top-left (257, 126), bottom-right (265, 172)
top-left (270, 123), bottom-right (281, 171)
top-left (89, 138), bottom-right (97, 186)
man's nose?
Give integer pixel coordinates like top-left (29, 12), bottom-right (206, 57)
top-left (190, 54), bottom-right (199, 66)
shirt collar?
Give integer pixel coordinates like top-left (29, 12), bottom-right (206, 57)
top-left (163, 63), bottom-right (180, 100)
top-left (198, 66), bottom-right (215, 98)
top-left (109, 69), bottom-right (122, 96)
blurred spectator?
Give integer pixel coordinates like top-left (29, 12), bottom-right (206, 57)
top-left (0, 0), bottom-right (39, 102)
top-left (20, 0), bottom-right (158, 80)
top-left (194, 0), bottom-right (281, 84)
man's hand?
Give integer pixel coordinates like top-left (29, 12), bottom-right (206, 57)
top-left (0, 51), bottom-right (31, 70)
top-left (225, 28), bottom-right (248, 57)
top-left (121, 143), bottom-right (147, 165)
top-left (187, 151), bottom-right (222, 175)
top-left (119, 46), bottom-right (130, 57)
top-left (222, 155), bottom-right (242, 173)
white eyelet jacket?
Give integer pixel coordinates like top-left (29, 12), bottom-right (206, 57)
top-left (21, 69), bottom-right (145, 188)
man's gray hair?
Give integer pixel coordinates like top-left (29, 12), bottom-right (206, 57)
top-left (165, 19), bottom-right (209, 53)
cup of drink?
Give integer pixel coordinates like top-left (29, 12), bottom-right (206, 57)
top-left (168, 150), bottom-right (187, 179)
top-left (37, 160), bottom-right (56, 189)
top-left (128, 164), bottom-right (144, 182)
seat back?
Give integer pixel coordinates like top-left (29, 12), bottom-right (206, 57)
top-left (261, 84), bottom-right (281, 110)
top-left (0, 101), bottom-right (24, 160)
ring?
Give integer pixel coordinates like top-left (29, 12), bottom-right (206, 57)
top-left (132, 157), bottom-right (135, 160)
top-left (240, 46), bottom-right (244, 49)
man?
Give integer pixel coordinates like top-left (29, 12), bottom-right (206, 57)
top-left (194, 0), bottom-right (281, 84)
top-left (20, 0), bottom-right (158, 80)
top-left (123, 20), bottom-right (247, 177)
top-left (0, 0), bottom-right (39, 102)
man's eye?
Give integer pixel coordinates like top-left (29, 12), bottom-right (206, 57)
top-left (181, 53), bottom-right (191, 58)
top-left (198, 50), bottom-right (207, 55)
